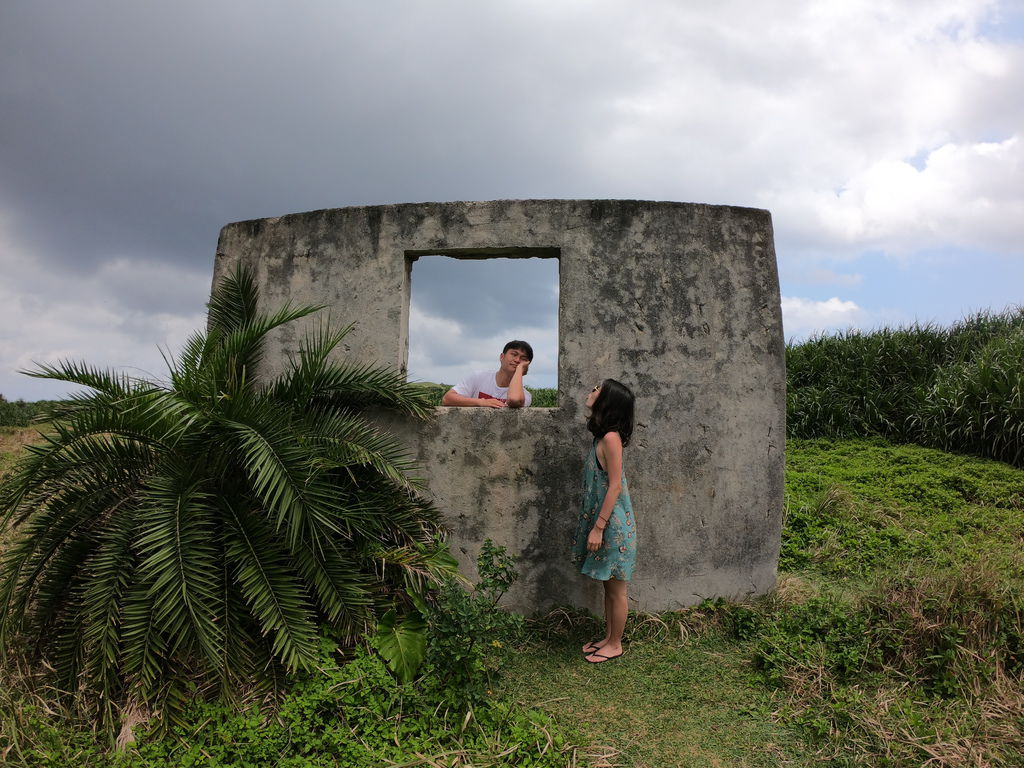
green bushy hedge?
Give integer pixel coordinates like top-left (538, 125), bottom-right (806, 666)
top-left (787, 308), bottom-right (1024, 467)
top-left (0, 398), bottom-right (57, 427)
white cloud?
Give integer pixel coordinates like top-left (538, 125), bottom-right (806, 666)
top-left (0, 219), bottom-right (207, 400)
top-left (407, 303), bottom-right (557, 389)
top-left (784, 135), bottom-right (1023, 254)
top-left (576, 0), bottom-right (1023, 259)
top-left (781, 296), bottom-right (867, 341)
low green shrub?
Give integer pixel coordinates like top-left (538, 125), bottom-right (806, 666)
top-left (0, 398), bottom-right (56, 427)
top-left (0, 541), bottom-right (569, 768)
top-left (420, 539), bottom-right (525, 708)
top-left (740, 565), bottom-right (1024, 765)
top-left (750, 437), bottom-right (1024, 764)
top-left (864, 564), bottom-right (1024, 697)
top-left (782, 439), bottom-right (1024, 578)
top-left (749, 565), bottom-right (1024, 698)
top-left (752, 595), bottom-right (881, 688)
top-left (121, 647), bottom-right (572, 768)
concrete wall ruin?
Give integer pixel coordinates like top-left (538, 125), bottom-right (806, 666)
top-left (212, 199), bottom-right (786, 614)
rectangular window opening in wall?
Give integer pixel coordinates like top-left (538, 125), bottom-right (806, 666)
top-left (405, 248), bottom-right (560, 408)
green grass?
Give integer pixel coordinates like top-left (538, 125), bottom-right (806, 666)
top-left (783, 438), bottom-right (1024, 579)
top-left (504, 625), bottom-right (815, 767)
top-left (500, 438), bottom-right (1024, 767)
top-left (3, 430), bottom-right (1023, 766)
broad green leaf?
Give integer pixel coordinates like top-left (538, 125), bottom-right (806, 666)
top-left (372, 608), bottom-right (426, 684)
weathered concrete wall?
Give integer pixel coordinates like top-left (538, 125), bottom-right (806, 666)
top-left (213, 200), bottom-right (785, 615)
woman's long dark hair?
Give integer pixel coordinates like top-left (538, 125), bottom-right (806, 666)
top-left (587, 378), bottom-right (635, 447)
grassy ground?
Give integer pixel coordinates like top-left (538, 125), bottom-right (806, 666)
top-left (504, 627), bottom-right (814, 767)
top-left (0, 426), bottom-right (38, 475)
top-left (499, 438), bottom-right (1024, 767)
top-left (0, 427), bottom-right (40, 551)
top-left (2, 432), bottom-right (1022, 766)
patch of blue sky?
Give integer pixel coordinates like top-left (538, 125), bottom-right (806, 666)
top-left (977, 3), bottom-right (1024, 42)
top-left (905, 148), bottom-right (930, 171)
top-left (782, 247), bottom-right (1024, 334)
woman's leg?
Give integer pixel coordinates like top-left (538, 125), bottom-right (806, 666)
top-left (585, 579), bottom-right (627, 662)
top-left (582, 587), bottom-right (614, 653)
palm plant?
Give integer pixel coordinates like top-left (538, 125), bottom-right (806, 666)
top-left (0, 266), bottom-right (452, 724)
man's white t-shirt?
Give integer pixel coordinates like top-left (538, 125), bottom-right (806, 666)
top-left (452, 370), bottom-right (532, 406)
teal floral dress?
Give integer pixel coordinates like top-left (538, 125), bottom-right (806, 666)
top-left (571, 438), bottom-right (637, 581)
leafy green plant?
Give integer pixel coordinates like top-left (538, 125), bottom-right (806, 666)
top-left (752, 595), bottom-right (880, 688)
top-left (0, 265), bottom-right (455, 727)
top-left (370, 606), bottom-right (427, 684)
top-left (786, 306), bottom-right (1024, 467)
top-left (373, 539), bottom-right (524, 697)
top-left (922, 327), bottom-right (1024, 467)
top-left (0, 397), bottom-right (58, 428)
top-left (0, 641), bottom-right (577, 768)
top-left (121, 644), bottom-right (574, 768)
top-left (420, 539), bottom-right (525, 708)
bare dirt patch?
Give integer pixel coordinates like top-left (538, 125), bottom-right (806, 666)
top-left (0, 426), bottom-right (41, 454)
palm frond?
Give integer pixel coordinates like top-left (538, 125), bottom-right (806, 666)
top-left (1, 263), bottom-right (446, 726)
top-left (277, 359), bottom-right (435, 418)
top-left (0, 490), bottom-right (114, 637)
top-left (222, 502), bottom-right (320, 672)
top-left (22, 359), bottom-right (142, 398)
top-left (120, 577), bottom-right (170, 698)
top-left (135, 470), bottom-right (224, 669)
top-left (271, 321), bottom-right (355, 402)
top-left (218, 409), bottom-right (316, 546)
top-left (372, 542), bottom-right (461, 601)
top-left (208, 300), bottom-right (323, 385)
top-left (287, 537), bottom-right (374, 632)
top-left (81, 508), bottom-right (138, 710)
top-left (206, 263), bottom-right (261, 337)
top-left (300, 405), bottom-right (425, 491)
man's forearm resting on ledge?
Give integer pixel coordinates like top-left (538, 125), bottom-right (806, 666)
top-left (441, 391), bottom-right (510, 408)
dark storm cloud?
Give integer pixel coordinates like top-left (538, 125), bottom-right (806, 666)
top-left (2, 1), bottom-right (1022, 400)
top-left (0, 1), bottom-right (632, 278)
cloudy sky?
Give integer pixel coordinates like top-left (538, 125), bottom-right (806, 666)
top-left (2, 1), bottom-right (1022, 398)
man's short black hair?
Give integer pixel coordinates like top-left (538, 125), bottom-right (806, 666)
top-left (502, 340), bottom-right (533, 361)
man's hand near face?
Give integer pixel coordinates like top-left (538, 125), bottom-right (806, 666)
top-left (505, 356), bottom-right (529, 408)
